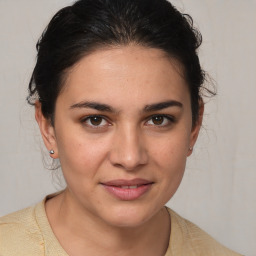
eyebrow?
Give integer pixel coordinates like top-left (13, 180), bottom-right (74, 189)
top-left (70, 100), bottom-right (182, 112)
top-left (144, 100), bottom-right (183, 112)
top-left (70, 101), bottom-right (114, 112)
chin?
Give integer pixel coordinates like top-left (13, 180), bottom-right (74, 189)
top-left (101, 203), bottom-right (160, 228)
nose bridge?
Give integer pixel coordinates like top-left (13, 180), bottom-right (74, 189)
top-left (109, 123), bottom-right (148, 170)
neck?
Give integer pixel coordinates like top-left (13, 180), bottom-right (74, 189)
top-left (46, 190), bottom-right (171, 256)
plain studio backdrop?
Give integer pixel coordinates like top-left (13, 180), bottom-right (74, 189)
top-left (0, 1), bottom-right (255, 255)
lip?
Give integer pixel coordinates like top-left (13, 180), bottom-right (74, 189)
top-left (101, 179), bottom-right (154, 201)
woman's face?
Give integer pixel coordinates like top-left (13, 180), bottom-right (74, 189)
top-left (38, 45), bottom-right (202, 227)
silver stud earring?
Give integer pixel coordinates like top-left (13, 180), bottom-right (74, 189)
top-left (189, 147), bottom-right (193, 151)
top-left (49, 150), bottom-right (55, 155)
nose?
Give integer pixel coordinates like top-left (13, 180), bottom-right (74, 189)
top-left (108, 125), bottom-right (148, 171)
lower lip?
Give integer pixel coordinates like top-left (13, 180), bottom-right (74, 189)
top-left (102, 184), bottom-right (153, 201)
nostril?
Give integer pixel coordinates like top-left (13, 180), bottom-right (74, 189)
top-left (110, 154), bottom-right (148, 171)
top-left (108, 130), bottom-right (148, 170)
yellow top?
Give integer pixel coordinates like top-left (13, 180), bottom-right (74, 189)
top-left (0, 198), bottom-right (242, 256)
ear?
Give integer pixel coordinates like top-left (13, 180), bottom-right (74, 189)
top-left (187, 99), bottom-right (204, 157)
top-left (35, 101), bottom-right (58, 159)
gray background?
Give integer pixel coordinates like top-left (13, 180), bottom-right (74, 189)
top-left (0, 1), bottom-right (255, 255)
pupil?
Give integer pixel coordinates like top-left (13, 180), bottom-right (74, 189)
top-left (91, 117), bottom-right (102, 126)
top-left (152, 116), bottom-right (163, 125)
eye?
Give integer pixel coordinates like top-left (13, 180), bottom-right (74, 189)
top-left (145, 115), bottom-right (174, 126)
top-left (82, 115), bottom-right (109, 128)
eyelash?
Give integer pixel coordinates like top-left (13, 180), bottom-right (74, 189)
top-left (81, 115), bottom-right (110, 128)
top-left (80, 114), bottom-right (175, 129)
top-left (145, 114), bottom-right (175, 127)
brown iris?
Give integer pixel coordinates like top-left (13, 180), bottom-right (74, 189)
top-left (90, 116), bottom-right (103, 126)
top-left (152, 116), bottom-right (164, 125)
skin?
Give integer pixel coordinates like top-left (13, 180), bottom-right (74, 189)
top-left (35, 45), bottom-right (203, 256)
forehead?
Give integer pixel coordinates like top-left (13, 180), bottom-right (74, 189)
top-left (59, 45), bottom-right (190, 109)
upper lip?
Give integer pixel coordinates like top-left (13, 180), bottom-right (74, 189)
top-left (101, 178), bottom-right (153, 186)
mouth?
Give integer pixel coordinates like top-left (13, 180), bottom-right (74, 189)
top-left (114, 185), bottom-right (143, 189)
top-left (101, 179), bottom-right (154, 201)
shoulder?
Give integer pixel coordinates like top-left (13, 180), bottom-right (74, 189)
top-left (167, 208), bottom-right (243, 256)
top-left (0, 203), bottom-right (44, 256)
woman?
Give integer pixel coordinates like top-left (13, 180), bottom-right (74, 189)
top-left (0, 0), bottom-right (242, 255)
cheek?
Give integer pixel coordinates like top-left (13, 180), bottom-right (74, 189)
top-left (156, 143), bottom-right (187, 183)
top-left (56, 131), bottom-right (110, 178)
top-left (57, 137), bottom-right (110, 200)
top-left (154, 146), bottom-right (187, 204)
top-left (152, 130), bottom-right (190, 166)
top-left (150, 130), bottom-right (190, 192)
